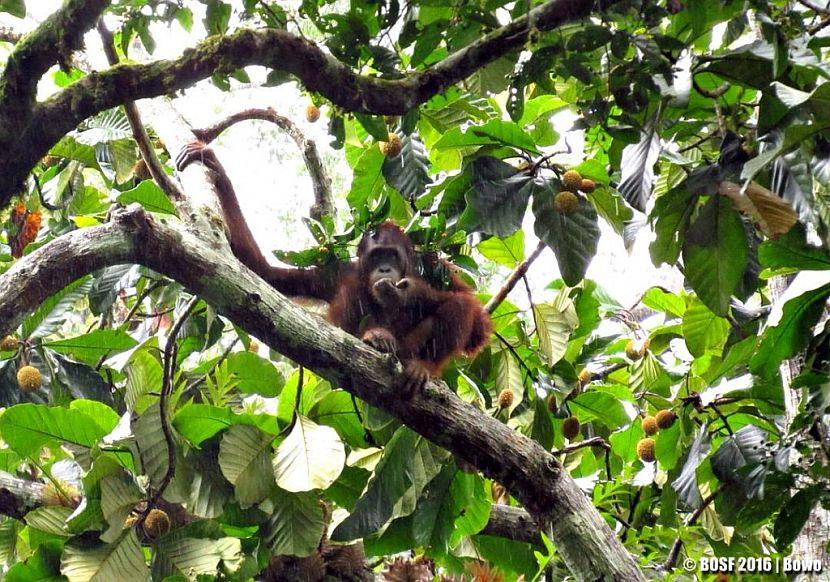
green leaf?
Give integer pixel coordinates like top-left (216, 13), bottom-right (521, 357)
top-left (61, 530), bottom-right (149, 582)
top-left (533, 294), bottom-right (578, 366)
top-left (219, 425), bottom-right (274, 506)
top-left (312, 390), bottom-right (367, 449)
top-left (0, 404), bottom-right (109, 456)
top-left (682, 195), bottom-right (747, 316)
top-left (759, 223), bottom-right (830, 271)
top-left (460, 156), bottom-right (533, 237)
top-left (355, 113), bottom-right (390, 141)
top-left (204, 0), bottom-right (232, 34)
top-left (476, 231), bottom-right (525, 268)
top-left (347, 147), bottom-right (385, 207)
top-left (649, 186), bottom-right (697, 266)
top-left (25, 506), bottom-right (73, 536)
top-left (263, 491), bottom-right (325, 556)
top-left (226, 352), bottom-right (283, 396)
top-left (49, 137), bottom-right (102, 173)
top-left (44, 330), bottom-right (137, 366)
top-left (586, 186), bottom-right (633, 235)
top-left (99, 475), bottom-right (142, 543)
top-left (471, 119), bottom-right (540, 153)
top-left (133, 403), bottom-right (176, 489)
top-left (154, 536), bottom-right (242, 580)
top-left (381, 133), bottom-right (431, 201)
top-left (0, 0), bottom-right (25, 18)
top-left (117, 181), bottom-right (177, 216)
top-left (273, 415), bottom-right (345, 492)
top-left (174, 403), bottom-right (236, 445)
top-left (682, 298), bottom-right (730, 357)
top-left (69, 400), bottom-right (119, 434)
top-left (532, 183), bottom-right (600, 286)
top-left (642, 287), bottom-right (686, 317)
top-left (774, 486), bottom-right (821, 548)
top-left (751, 283), bottom-right (830, 378)
top-left (23, 277), bottom-right (92, 340)
top-left (569, 392), bottom-right (629, 428)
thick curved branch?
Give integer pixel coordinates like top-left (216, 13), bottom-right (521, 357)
top-left (0, 0), bottom-right (108, 114)
top-left (0, 0), bottom-right (610, 204)
top-left (0, 206), bottom-right (644, 581)
top-left (191, 108), bottom-right (333, 221)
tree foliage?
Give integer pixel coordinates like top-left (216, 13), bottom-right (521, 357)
top-left (0, 0), bottom-right (830, 580)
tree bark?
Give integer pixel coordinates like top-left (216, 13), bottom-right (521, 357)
top-left (0, 206), bottom-right (644, 581)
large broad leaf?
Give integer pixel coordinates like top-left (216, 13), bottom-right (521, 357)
top-left (682, 298), bottom-right (730, 357)
top-left (751, 282), bottom-right (830, 378)
top-left (532, 182), bottom-right (600, 285)
top-left (0, 404), bottom-right (109, 456)
top-left (569, 392), bottom-right (630, 428)
top-left (476, 230), bottom-right (525, 268)
top-left (382, 133), bottom-right (431, 201)
top-left (618, 115), bottom-right (661, 211)
top-left (22, 277), bottom-right (93, 340)
top-left (133, 403), bottom-right (179, 491)
top-left (332, 427), bottom-right (442, 541)
top-left (174, 403), bottom-right (236, 446)
top-left (117, 181), bottom-right (177, 216)
top-left (311, 390), bottom-right (368, 450)
top-left (263, 491), bottom-right (325, 556)
top-left (759, 222), bottom-right (830, 271)
top-left (711, 425), bottom-right (769, 497)
top-left (99, 475), bottom-right (143, 543)
top-left (682, 195), bottom-right (748, 316)
top-left (76, 109), bottom-right (132, 146)
top-left (44, 330), bottom-right (137, 367)
top-left (273, 415), bottom-right (345, 492)
top-left (532, 293), bottom-right (578, 365)
top-left (649, 186), bottom-right (697, 266)
top-left (219, 425), bottom-right (274, 507)
top-left (225, 352), bottom-right (283, 396)
top-left (154, 536), bottom-right (242, 581)
top-left (49, 137), bottom-right (102, 174)
top-left (434, 119), bottom-right (538, 153)
top-left (61, 530), bottom-right (148, 582)
top-left (460, 156), bottom-right (533, 237)
top-left (671, 425), bottom-right (711, 509)
top-left (774, 486), bottom-right (822, 548)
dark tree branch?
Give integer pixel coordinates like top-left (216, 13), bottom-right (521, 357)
top-left (0, 0), bottom-right (108, 119)
top-left (190, 108), bottom-right (333, 221)
top-left (0, 0), bottom-right (613, 204)
top-left (0, 205), bottom-right (644, 581)
top-left (480, 504), bottom-right (543, 546)
top-left (485, 241), bottom-right (547, 314)
top-left (0, 470), bottom-right (47, 519)
top-left (97, 21), bottom-right (184, 201)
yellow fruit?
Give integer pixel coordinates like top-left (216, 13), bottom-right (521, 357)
top-left (497, 389), bottom-right (514, 409)
top-left (379, 133), bottom-right (402, 157)
top-left (132, 159), bottom-right (151, 181)
top-left (578, 369), bottom-right (592, 385)
top-left (248, 339), bottom-right (260, 353)
top-left (579, 178), bottom-right (596, 193)
top-left (41, 155), bottom-right (59, 168)
top-left (491, 481), bottom-right (509, 504)
top-left (553, 191), bottom-right (579, 215)
top-left (642, 415), bottom-right (658, 436)
top-left (562, 170), bottom-right (583, 192)
top-left (124, 514), bottom-right (138, 528)
top-left (42, 481), bottom-right (81, 508)
top-left (0, 336), bottom-right (18, 352)
top-left (655, 409), bottom-right (677, 430)
top-left (625, 340), bottom-right (643, 360)
top-left (562, 416), bottom-right (580, 440)
top-left (637, 437), bottom-right (656, 462)
top-left (305, 103), bottom-right (320, 123)
top-left (17, 365), bottom-right (42, 393)
top-left (144, 508), bottom-right (170, 538)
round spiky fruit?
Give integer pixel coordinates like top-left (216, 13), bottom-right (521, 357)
top-left (655, 409), bottom-right (677, 430)
top-left (0, 335), bottom-right (18, 352)
top-left (42, 481), bottom-right (81, 508)
top-left (497, 389), bottom-right (514, 409)
top-left (554, 191), bottom-right (579, 215)
top-left (491, 481), bottom-right (509, 505)
top-left (248, 339), bottom-right (260, 353)
top-left (580, 178), bottom-right (596, 193)
top-left (144, 508), bottom-right (170, 538)
top-left (124, 514), bottom-right (138, 528)
top-left (41, 155), bottom-right (59, 168)
top-left (562, 170), bottom-right (583, 192)
top-left (625, 340), bottom-right (643, 360)
top-left (17, 365), bottom-right (41, 393)
top-left (578, 368), bottom-right (592, 385)
top-left (562, 416), bottom-right (580, 440)
top-left (305, 103), bottom-right (320, 123)
top-left (642, 415), bottom-right (658, 436)
top-left (637, 437), bottom-right (656, 462)
top-left (379, 133), bottom-right (402, 157)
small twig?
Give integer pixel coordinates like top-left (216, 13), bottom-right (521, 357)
top-left (553, 436), bottom-right (610, 455)
top-left (692, 77), bottom-right (730, 99)
top-left (485, 241), bottom-right (547, 314)
top-left (662, 483), bottom-right (728, 572)
top-left (494, 331), bottom-right (537, 382)
top-left (189, 107), bottom-right (333, 221)
top-left (97, 22), bottom-right (183, 201)
top-left (95, 280), bottom-right (165, 370)
top-left (143, 295), bottom-right (200, 520)
top-left (796, 0), bottom-right (830, 15)
top-left (709, 403), bottom-right (734, 436)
